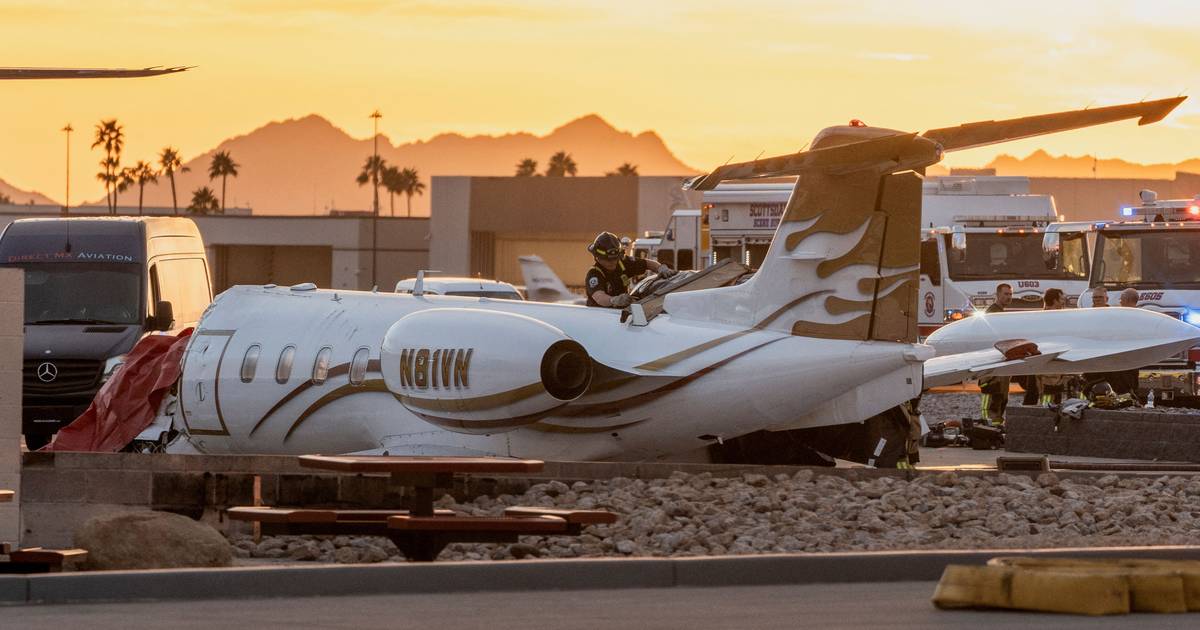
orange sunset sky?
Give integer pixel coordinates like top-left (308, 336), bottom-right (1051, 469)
top-left (2, 0), bottom-right (1198, 204)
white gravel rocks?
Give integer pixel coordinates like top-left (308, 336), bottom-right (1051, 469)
top-left (229, 469), bottom-right (1200, 563)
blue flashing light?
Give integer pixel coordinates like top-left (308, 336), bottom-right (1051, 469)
top-left (1184, 310), bottom-right (1200, 327)
top-left (1121, 207), bottom-right (1134, 217)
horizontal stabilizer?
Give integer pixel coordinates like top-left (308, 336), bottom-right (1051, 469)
top-left (685, 97), bottom-right (1185, 192)
top-left (922, 96), bottom-right (1186, 153)
top-left (684, 133), bottom-right (939, 191)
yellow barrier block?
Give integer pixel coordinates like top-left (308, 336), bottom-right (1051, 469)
top-left (933, 565), bottom-right (1129, 615)
top-left (991, 557), bottom-right (1200, 612)
top-left (931, 565), bottom-right (1014, 610)
top-left (1009, 569), bottom-right (1129, 616)
top-left (935, 557), bottom-right (1200, 615)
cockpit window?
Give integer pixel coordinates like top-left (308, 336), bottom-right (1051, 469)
top-left (312, 346), bottom-right (332, 385)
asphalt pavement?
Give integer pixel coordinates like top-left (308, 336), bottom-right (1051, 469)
top-left (3, 581), bottom-right (1196, 629)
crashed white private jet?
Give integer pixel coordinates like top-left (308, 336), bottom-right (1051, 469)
top-left (162, 96), bottom-right (1196, 465)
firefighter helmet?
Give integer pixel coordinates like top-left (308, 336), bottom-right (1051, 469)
top-left (588, 232), bottom-right (623, 260)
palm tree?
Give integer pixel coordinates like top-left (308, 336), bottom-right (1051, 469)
top-left (95, 157), bottom-right (119, 215)
top-left (91, 119), bottom-right (124, 212)
top-left (355, 155), bottom-right (387, 214)
top-left (128, 161), bottom-right (158, 216)
top-left (380, 166), bottom-right (401, 216)
top-left (186, 186), bottom-right (220, 215)
top-left (115, 166), bottom-right (136, 214)
top-left (515, 158), bottom-right (538, 177)
top-left (545, 151), bottom-right (577, 177)
top-left (159, 147), bottom-right (189, 214)
top-left (399, 168), bottom-right (425, 217)
top-left (207, 150), bottom-right (240, 212)
top-left (606, 162), bottom-right (639, 176)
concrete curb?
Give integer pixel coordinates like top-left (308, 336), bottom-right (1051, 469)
top-left (4, 545), bottom-right (1200, 605)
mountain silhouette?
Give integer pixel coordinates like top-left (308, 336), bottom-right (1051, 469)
top-left (0, 177), bottom-right (57, 206)
top-left (984, 149), bottom-right (1200, 179)
top-left (82, 114), bottom-right (699, 216)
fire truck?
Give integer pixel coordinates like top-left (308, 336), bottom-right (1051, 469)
top-left (1077, 190), bottom-right (1200, 402)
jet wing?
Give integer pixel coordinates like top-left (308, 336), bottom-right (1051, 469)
top-left (923, 343), bottom-right (1069, 388)
top-left (922, 97), bottom-right (1185, 152)
top-left (0, 66), bottom-right (190, 80)
top-left (923, 307), bottom-right (1200, 389)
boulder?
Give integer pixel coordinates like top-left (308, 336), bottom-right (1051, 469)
top-left (75, 510), bottom-right (232, 570)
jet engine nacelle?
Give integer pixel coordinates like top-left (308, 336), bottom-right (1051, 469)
top-left (380, 308), bottom-right (592, 432)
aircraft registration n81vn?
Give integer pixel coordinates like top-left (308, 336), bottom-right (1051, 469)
top-left (167, 97), bottom-right (1195, 465)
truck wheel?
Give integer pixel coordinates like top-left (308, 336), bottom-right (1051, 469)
top-left (24, 431), bottom-right (52, 451)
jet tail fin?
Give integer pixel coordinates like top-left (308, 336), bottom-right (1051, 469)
top-left (667, 98), bottom-right (1184, 342)
top-left (518, 255), bottom-right (577, 303)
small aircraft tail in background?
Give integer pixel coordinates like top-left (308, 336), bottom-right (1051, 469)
top-left (518, 255), bottom-right (584, 305)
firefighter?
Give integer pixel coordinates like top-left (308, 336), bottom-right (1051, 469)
top-left (1036, 288), bottom-right (1076, 405)
top-left (979, 283), bottom-right (1012, 425)
top-left (585, 232), bottom-right (674, 308)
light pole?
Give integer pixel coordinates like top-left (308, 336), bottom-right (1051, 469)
top-left (61, 123), bottom-right (72, 214)
top-left (370, 109), bottom-right (382, 289)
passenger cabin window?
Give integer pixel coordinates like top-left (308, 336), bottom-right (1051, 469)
top-left (349, 348), bottom-right (370, 386)
top-left (150, 258), bottom-right (211, 325)
top-left (312, 347), bottom-right (332, 385)
top-left (276, 345), bottom-right (296, 384)
top-left (241, 345), bottom-right (261, 383)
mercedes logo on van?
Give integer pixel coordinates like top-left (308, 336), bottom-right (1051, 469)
top-left (36, 362), bottom-right (58, 383)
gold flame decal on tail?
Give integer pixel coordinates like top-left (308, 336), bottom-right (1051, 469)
top-left (768, 170), bottom-right (921, 343)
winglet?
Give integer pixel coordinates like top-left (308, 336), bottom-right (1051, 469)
top-left (1135, 95), bottom-right (1186, 125)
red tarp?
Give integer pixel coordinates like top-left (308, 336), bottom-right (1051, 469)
top-left (45, 328), bottom-right (192, 452)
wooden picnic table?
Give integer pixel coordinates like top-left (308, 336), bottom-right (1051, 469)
top-left (298, 455), bottom-right (544, 517)
top-left (230, 455), bottom-right (614, 561)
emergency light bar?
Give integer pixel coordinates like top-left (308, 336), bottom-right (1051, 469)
top-left (1120, 191), bottom-right (1200, 221)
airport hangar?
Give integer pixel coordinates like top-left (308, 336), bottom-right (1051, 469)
top-left (0, 171), bottom-right (1195, 293)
